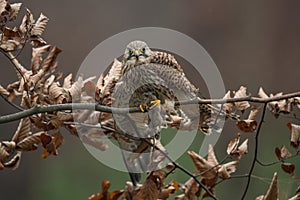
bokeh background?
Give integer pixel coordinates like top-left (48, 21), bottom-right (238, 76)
top-left (1, 1), bottom-right (300, 199)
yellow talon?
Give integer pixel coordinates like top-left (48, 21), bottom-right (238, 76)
top-left (149, 99), bottom-right (161, 109)
top-left (139, 104), bottom-right (145, 112)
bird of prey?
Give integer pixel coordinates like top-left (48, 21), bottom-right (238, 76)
top-left (97, 40), bottom-right (229, 185)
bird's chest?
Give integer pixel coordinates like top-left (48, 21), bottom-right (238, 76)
top-left (114, 68), bottom-right (174, 107)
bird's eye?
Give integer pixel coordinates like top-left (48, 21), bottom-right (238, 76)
top-left (129, 50), bottom-right (134, 55)
top-left (142, 48), bottom-right (145, 52)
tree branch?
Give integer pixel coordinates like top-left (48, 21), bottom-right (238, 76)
top-left (1, 91), bottom-right (300, 124)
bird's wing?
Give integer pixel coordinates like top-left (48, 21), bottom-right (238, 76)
top-left (151, 51), bottom-right (184, 74)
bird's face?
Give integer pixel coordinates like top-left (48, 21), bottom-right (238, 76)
top-left (123, 40), bottom-right (152, 65)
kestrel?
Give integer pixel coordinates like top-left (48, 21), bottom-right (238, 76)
top-left (98, 41), bottom-right (231, 185)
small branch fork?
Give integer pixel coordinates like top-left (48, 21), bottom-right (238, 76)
top-left (1, 91), bottom-right (300, 124)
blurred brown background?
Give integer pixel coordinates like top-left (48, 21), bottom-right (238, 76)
top-left (1, 0), bottom-right (300, 199)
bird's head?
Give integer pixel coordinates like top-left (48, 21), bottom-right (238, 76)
top-left (123, 40), bottom-right (152, 66)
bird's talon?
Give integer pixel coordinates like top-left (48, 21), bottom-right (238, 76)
top-left (149, 99), bottom-right (161, 109)
top-left (139, 104), bottom-right (145, 112)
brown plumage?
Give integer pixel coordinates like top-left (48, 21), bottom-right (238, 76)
top-left (97, 40), bottom-right (226, 186)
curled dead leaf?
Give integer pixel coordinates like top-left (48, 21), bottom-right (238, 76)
top-left (12, 118), bottom-right (31, 144)
top-left (222, 90), bottom-right (234, 113)
top-left (16, 132), bottom-right (42, 151)
top-left (237, 120), bottom-right (257, 132)
top-left (88, 180), bottom-right (124, 200)
top-left (218, 161), bottom-right (239, 179)
top-left (133, 170), bottom-right (166, 200)
top-left (0, 84), bottom-right (9, 95)
top-left (31, 13), bottom-right (49, 36)
top-left (227, 133), bottom-right (240, 155)
top-left (287, 123), bottom-right (300, 149)
top-left (281, 163), bottom-right (295, 178)
top-left (31, 45), bottom-right (51, 72)
top-left (227, 135), bottom-right (248, 159)
top-left (233, 86), bottom-right (250, 112)
top-left (4, 151), bottom-right (21, 170)
top-left (275, 145), bottom-right (291, 160)
top-left (188, 150), bottom-right (217, 179)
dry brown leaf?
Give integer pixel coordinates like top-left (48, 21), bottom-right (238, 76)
top-left (207, 144), bottom-right (218, 167)
top-left (133, 170), bottom-right (166, 200)
top-left (233, 86), bottom-right (250, 112)
top-left (40, 46), bottom-right (62, 72)
top-left (222, 90), bottom-right (234, 113)
top-left (188, 150), bottom-right (217, 179)
top-left (63, 73), bottom-right (73, 89)
top-left (1, 141), bottom-right (16, 153)
top-left (8, 3), bottom-right (22, 22)
top-left (256, 172), bottom-right (279, 200)
top-left (296, 186), bottom-right (300, 194)
top-left (12, 118), bottom-right (31, 144)
top-left (275, 145), bottom-right (292, 160)
top-left (287, 123), bottom-right (300, 149)
top-left (3, 151), bottom-right (21, 170)
top-left (0, 0), bottom-right (9, 26)
top-left (68, 75), bottom-right (83, 101)
top-left (31, 45), bottom-right (51, 72)
top-left (165, 162), bottom-right (175, 171)
top-left (258, 87), bottom-right (269, 99)
top-left (0, 84), bottom-right (9, 95)
top-left (16, 132), bottom-right (42, 151)
top-left (159, 180), bottom-right (179, 199)
top-left (31, 13), bottom-right (48, 36)
top-left (237, 105), bottom-right (260, 132)
top-left (293, 97), bottom-right (300, 111)
top-left (88, 180), bottom-right (124, 200)
top-left (248, 105), bottom-right (261, 120)
top-left (281, 163), bottom-right (295, 178)
top-left (44, 75), bottom-right (55, 91)
top-left (49, 82), bottom-right (67, 100)
top-left (228, 135), bottom-right (248, 159)
top-left (182, 177), bottom-right (200, 200)
top-left (83, 80), bottom-right (97, 97)
top-left (19, 9), bottom-right (34, 34)
top-left (218, 161), bottom-right (239, 179)
top-left (227, 133), bottom-right (240, 155)
top-left (235, 139), bottom-right (248, 158)
top-left (289, 194), bottom-right (300, 200)
top-left (0, 144), bottom-right (9, 163)
top-left (49, 112), bottom-right (73, 128)
top-left (289, 186), bottom-right (300, 200)
top-left (98, 59), bottom-right (122, 98)
top-left (0, 39), bottom-right (20, 51)
top-left (237, 120), bottom-right (257, 132)
top-left (40, 132), bottom-right (59, 159)
top-left (260, 89), bottom-right (291, 118)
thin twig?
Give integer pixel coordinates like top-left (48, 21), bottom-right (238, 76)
top-left (256, 151), bottom-right (300, 167)
top-left (0, 93), bottom-right (24, 111)
top-left (241, 103), bottom-right (267, 200)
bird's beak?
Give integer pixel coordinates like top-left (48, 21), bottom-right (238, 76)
top-left (133, 50), bottom-right (140, 60)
